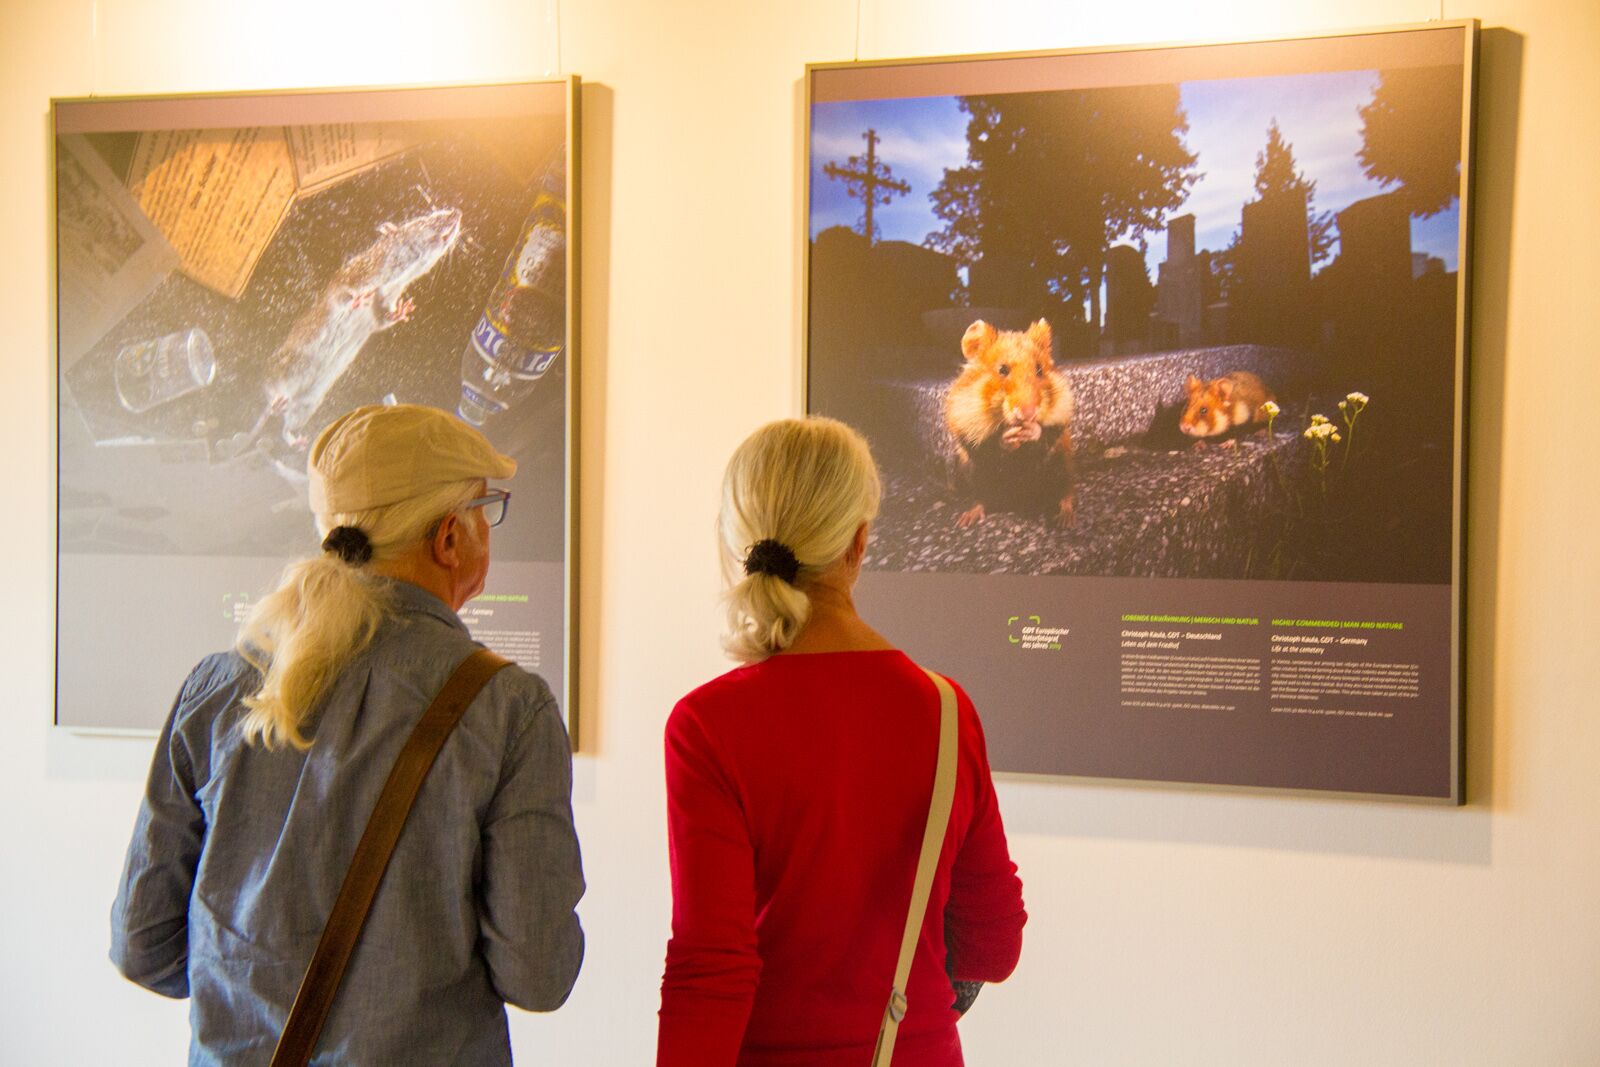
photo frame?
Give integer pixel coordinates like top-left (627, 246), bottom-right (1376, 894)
top-left (805, 23), bottom-right (1476, 800)
top-left (53, 78), bottom-right (582, 745)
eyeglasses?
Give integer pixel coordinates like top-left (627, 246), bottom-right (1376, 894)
top-left (466, 488), bottom-right (511, 527)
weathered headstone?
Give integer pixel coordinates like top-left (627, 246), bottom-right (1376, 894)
top-left (1233, 188), bottom-right (1312, 348)
top-left (1102, 243), bottom-right (1155, 356)
top-left (1154, 213), bottom-right (1204, 349)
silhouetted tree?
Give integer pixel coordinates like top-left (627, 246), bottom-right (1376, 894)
top-left (926, 86), bottom-right (1198, 332)
top-left (1209, 232), bottom-right (1241, 302)
top-left (1357, 67), bottom-right (1464, 217)
top-left (924, 164), bottom-right (981, 266)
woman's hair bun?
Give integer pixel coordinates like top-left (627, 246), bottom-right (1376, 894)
top-left (743, 539), bottom-right (801, 584)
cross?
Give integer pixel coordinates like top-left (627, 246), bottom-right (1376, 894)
top-left (823, 128), bottom-right (910, 244)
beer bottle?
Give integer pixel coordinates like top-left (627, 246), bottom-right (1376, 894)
top-left (458, 150), bottom-right (567, 426)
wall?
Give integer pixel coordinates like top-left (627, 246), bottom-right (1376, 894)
top-left (2, 0), bottom-right (1596, 1062)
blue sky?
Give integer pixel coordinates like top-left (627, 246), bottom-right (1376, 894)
top-left (809, 70), bottom-right (1460, 280)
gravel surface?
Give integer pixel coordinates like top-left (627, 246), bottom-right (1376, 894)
top-left (866, 430), bottom-right (1305, 578)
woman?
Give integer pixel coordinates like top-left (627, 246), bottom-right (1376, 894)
top-left (110, 403), bottom-right (585, 1065)
top-left (658, 416), bottom-right (1026, 1066)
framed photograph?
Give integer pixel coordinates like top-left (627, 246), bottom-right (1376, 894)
top-left (805, 22), bottom-right (1476, 800)
top-left (53, 78), bottom-right (582, 743)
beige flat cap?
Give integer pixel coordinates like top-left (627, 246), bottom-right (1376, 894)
top-left (307, 403), bottom-right (517, 515)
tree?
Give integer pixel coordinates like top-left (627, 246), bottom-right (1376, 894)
top-left (924, 163), bottom-right (981, 266)
top-left (925, 86), bottom-right (1198, 334)
top-left (1358, 67), bottom-right (1463, 217)
top-left (1209, 233), bottom-right (1241, 302)
top-left (1251, 119), bottom-right (1335, 269)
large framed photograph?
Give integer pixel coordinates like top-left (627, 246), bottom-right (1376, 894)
top-left (805, 23), bottom-right (1476, 800)
top-left (53, 79), bottom-right (581, 742)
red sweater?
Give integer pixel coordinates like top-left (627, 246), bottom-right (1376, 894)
top-left (658, 650), bottom-right (1025, 1067)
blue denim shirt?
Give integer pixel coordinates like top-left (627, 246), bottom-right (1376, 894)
top-left (111, 580), bottom-right (585, 1066)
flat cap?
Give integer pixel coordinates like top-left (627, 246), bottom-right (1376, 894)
top-left (306, 403), bottom-right (516, 515)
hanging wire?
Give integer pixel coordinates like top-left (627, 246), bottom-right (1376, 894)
top-left (90, 0), bottom-right (101, 95)
top-left (854, 0), bottom-right (863, 62)
top-left (538, 0), bottom-right (562, 77)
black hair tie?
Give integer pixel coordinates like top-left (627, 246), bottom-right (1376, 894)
top-left (743, 539), bottom-right (800, 584)
top-left (322, 525), bottom-right (373, 565)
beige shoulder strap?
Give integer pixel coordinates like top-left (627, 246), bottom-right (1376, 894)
top-left (871, 666), bottom-right (959, 1067)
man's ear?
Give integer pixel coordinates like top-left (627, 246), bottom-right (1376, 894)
top-left (431, 512), bottom-right (463, 568)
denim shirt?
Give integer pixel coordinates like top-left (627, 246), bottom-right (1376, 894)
top-left (111, 580), bottom-right (585, 1066)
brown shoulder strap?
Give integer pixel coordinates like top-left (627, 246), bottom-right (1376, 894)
top-left (270, 648), bottom-right (512, 1067)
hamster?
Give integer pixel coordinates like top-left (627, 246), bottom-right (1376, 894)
top-left (944, 318), bottom-right (1076, 528)
top-left (247, 207), bottom-right (463, 449)
top-left (1179, 371), bottom-right (1275, 447)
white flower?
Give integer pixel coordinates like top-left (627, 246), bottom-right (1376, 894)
top-left (1338, 400), bottom-right (1348, 409)
top-left (1303, 422), bottom-right (1337, 441)
top-left (1347, 391), bottom-right (1369, 406)
top-left (1310, 413), bottom-right (1330, 426)
top-left (1332, 432), bottom-right (1342, 443)
top-left (1261, 400), bottom-right (1280, 417)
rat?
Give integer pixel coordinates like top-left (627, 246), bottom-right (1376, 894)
top-left (1179, 371), bottom-right (1275, 449)
top-left (241, 206), bottom-right (463, 450)
top-left (944, 318), bottom-right (1076, 528)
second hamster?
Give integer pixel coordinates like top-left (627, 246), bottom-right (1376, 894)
top-left (1179, 371), bottom-right (1275, 445)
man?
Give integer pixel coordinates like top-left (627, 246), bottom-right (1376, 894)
top-left (112, 403), bottom-right (584, 1065)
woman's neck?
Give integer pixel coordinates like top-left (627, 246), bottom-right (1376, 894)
top-left (781, 576), bottom-right (896, 655)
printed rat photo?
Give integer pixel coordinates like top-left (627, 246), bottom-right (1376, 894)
top-left (237, 205), bottom-right (463, 451)
top-left (944, 318), bottom-right (1077, 529)
top-left (1179, 370), bottom-right (1276, 449)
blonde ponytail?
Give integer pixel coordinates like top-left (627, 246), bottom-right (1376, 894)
top-left (236, 479), bottom-right (482, 749)
top-left (721, 572), bottom-right (814, 662)
top-left (236, 559), bottom-right (390, 749)
top-left (718, 417), bottom-right (881, 662)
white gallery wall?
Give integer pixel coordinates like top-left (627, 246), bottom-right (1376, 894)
top-left (2, 0), bottom-right (1596, 1062)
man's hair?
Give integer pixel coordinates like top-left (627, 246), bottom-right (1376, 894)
top-left (235, 479), bottom-right (482, 749)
